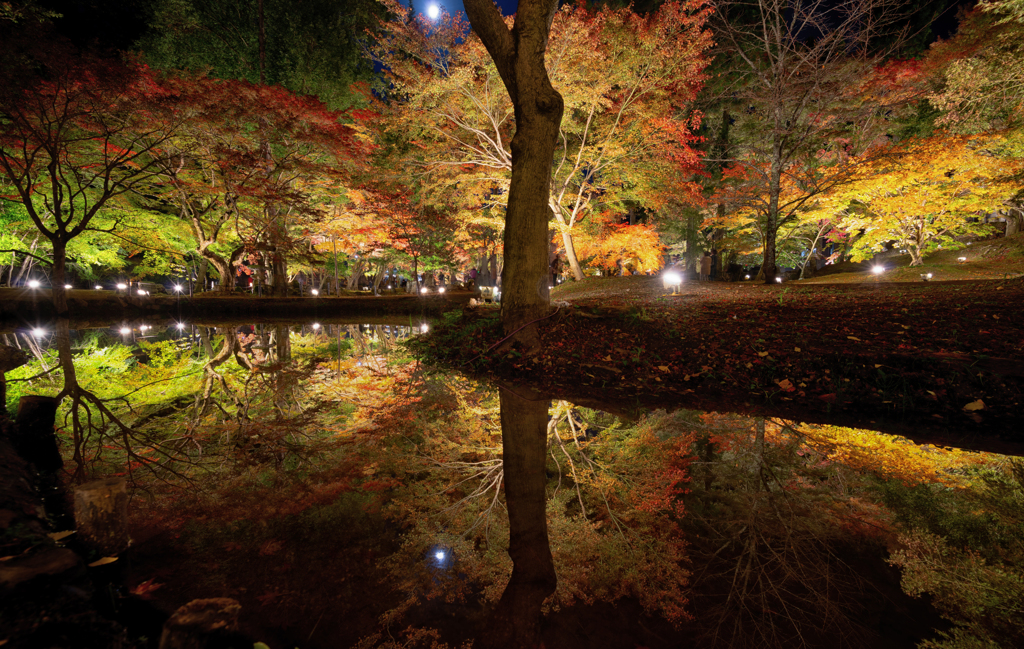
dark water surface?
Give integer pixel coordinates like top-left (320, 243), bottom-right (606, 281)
top-left (1, 317), bottom-right (974, 648)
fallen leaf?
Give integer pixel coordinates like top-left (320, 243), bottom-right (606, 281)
top-left (130, 578), bottom-right (164, 598)
top-left (757, 351), bottom-right (769, 357)
top-left (847, 336), bottom-right (861, 341)
top-left (818, 393), bottom-right (837, 403)
top-left (962, 399), bottom-right (985, 411)
top-left (657, 365), bottom-right (669, 372)
top-left (48, 531), bottom-right (75, 542)
top-left (794, 347), bottom-right (801, 352)
top-left (775, 379), bottom-right (794, 391)
top-left (88, 557), bottom-right (118, 567)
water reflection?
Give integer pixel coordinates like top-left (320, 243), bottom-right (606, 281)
top-left (0, 320), bottom-right (1007, 648)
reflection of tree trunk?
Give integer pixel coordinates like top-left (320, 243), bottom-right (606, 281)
top-left (275, 324), bottom-right (291, 363)
top-left (484, 387), bottom-right (556, 648)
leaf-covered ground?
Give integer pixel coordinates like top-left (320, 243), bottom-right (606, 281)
top-left (421, 274), bottom-right (1024, 454)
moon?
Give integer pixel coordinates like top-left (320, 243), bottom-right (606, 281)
top-left (427, 4), bottom-right (440, 19)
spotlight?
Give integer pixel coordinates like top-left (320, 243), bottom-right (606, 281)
top-left (95, 285), bottom-right (103, 290)
top-left (116, 283), bottom-right (127, 290)
top-left (662, 271), bottom-right (682, 295)
top-left (176, 323), bottom-right (185, 330)
top-left (872, 265), bottom-right (884, 275)
top-left (173, 284), bottom-right (182, 293)
top-left (64, 284), bottom-right (72, 289)
top-left (438, 286), bottom-right (445, 294)
top-left (420, 323), bottom-right (429, 333)
top-left (28, 280), bottom-right (40, 289)
top-left (420, 287), bottom-right (429, 294)
top-left (31, 327), bottom-right (46, 337)
top-left (311, 289), bottom-right (319, 296)
top-left (119, 327), bottom-right (131, 335)
top-left (312, 322), bottom-right (321, 330)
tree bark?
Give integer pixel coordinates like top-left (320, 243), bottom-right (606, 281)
top-left (465, 0), bottom-right (564, 349)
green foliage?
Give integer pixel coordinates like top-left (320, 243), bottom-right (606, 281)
top-left (885, 461), bottom-right (1024, 649)
top-left (138, 0), bottom-right (383, 111)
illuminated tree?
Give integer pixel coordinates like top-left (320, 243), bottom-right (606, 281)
top-left (710, 0), bottom-right (912, 283)
top-left (370, 1), bottom-right (710, 283)
top-left (837, 133), bottom-right (1022, 265)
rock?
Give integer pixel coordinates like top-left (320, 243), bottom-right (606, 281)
top-left (0, 547), bottom-right (82, 592)
top-left (159, 598), bottom-right (243, 649)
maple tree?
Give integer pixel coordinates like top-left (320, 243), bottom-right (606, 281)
top-left (370, 1), bottom-right (710, 283)
top-left (835, 132), bottom-right (1022, 266)
top-left (148, 75), bottom-right (366, 294)
top-left (924, 3), bottom-right (1024, 132)
top-left (709, 0), bottom-right (913, 282)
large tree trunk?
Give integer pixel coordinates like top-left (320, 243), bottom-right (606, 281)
top-left (466, 0), bottom-right (564, 350)
top-left (486, 387), bottom-right (556, 648)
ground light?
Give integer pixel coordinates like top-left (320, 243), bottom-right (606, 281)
top-left (312, 323), bottom-right (321, 331)
top-left (64, 284), bottom-right (72, 289)
top-left (872, 265), bottom-right (885, 275)
top-left (116, 283), bottom-right (127, 290)
top-left (420, 323), bottom-right (429, 333)
top-left (438, 286), bottom-right (445, 294)
top-left (958, 256), bottom-right (967, 263)
top-left (420, 287), bottom-right (429, 294)
top-left (745, 274), bottom-right (751, 280)
top-left (173, 285), bottom-right (182, 293)
top-left (95, 285), bottom-right (103, 290)
top-left (311, 289), bottom-right (319, 296)
top-left (776, 277), bottom-right (783, 283)
top-left (176, 323), bottom-right (185, 330)
top-left (662, 271), bottom-right (682, 295)
top-left (28, 280), bottom-right (40, 289)
top-left (32, 327), bottom-right (46, 337)
top-left (119, 327), bottom-right (131, 335)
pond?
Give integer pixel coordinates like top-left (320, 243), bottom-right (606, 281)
top-left (1, 317), bottom-right (1014, 649)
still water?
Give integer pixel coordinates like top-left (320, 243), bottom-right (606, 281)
top-left (1, 319), bottom-right (993, 649)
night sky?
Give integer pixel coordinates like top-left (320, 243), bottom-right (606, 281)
top-left (34, 0), bottom-right (972, 58)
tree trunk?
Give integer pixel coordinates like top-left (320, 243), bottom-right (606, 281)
top-left (550, 204), bottom-right (585, 281)
top-left (465, 0), bottom-right (564, 349)
top-left (485, 387), bottom-right (557, 648)
top-left (763, 133), bottom-right (782, 284)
